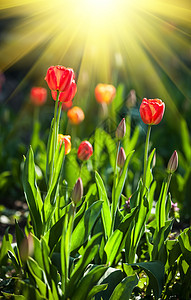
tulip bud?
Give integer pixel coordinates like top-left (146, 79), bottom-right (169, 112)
top-left (167, 150), bottom-right (178, 173)
top-left (19, 233), bottom-right (34, 262)
top-left (117, 147), bottom-right (126, 168)
top-left (116, 118), bottom-right (126, 139)
top-left (72, 178), bottom-right (83, 205)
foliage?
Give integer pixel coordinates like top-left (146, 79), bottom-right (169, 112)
top-left (0, 83), bottom-right (191, 300)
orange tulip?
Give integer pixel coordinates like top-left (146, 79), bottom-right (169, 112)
top-left (58, 134), bottom-right (71, 155)
top-left (139, 98), bottom-right (165, 125)
top-left (30, 87), bottom-right (47, 106)
top-left (67, 106), bottom-right (85, 125)
top-left (95, 83), bottom-right (116, 104)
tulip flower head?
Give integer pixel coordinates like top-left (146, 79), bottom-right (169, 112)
top-left (140, 98), bottom-right (165, 125)
top-left (95, 83), bottom-right (116, 104)
top-left (77, 141), bottom-right (93, 161)
top-left (167, 150), bottom-right (178, 174)
top-left (116, 118), bottom-right (126, 139)
top-left (45, 65), bottom-right (76, 96)
top-left (30, 87), bottom-right (47, 106)
top-left (67, 106), bottom-right (85, 125)
top-left (117, 147), bottom-right (126, 168)
top-left (57, 134), bottom-right (71, 155)
top-left (72, 178), bottom-right (83, 205)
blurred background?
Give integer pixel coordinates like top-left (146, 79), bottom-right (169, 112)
top-left (0, 0), bottom-right (190, 229)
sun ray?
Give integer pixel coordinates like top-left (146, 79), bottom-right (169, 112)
top-left (0, 0), bottom-right (190, 114)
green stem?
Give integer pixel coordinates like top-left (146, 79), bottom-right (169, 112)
top-left (143, 125), bottom-right (151, 188)
top-left (49, 91), bottom-right (59, 184)
top-left (56, 101), bottom-right (62, 135)
top-left (60, 111), bottom-right (68, 133)
top-left (110, 140), bottom-right (120, 235)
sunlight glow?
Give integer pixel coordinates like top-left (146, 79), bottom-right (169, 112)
top-left (0, 0), bottom-right (190, 111)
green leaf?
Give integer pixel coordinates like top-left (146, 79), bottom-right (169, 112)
top-left (45, 203), bottom-right (71, 254)
top-left (43, 141), bottom-right (65, 224)
top-left (27, 257), bottom-right (47, 297)
top-left (155, 179), bottom-right (169, 233)
top-left (105, 208), bottom-right (137, 265)
top-left (95, 171), bottom-right (111, 240)
top-left (111, 150), bottom-right (134, 225)
top-left (0, 228), bottom-right (13, 266)
top-left (61, 204), bottom-right (75, 294)
top-left (71, 201), bottom-right (103, 253)
top-left (32, 234), bottom-right (44, 270)
top-left (22, 146), bottom-right (43, 237)
top-left (72, 265), bottom-right (108, 300)
top-left (67, 233), bottom-right (102, 298)
top-left (104, 208), bottom-right (137, 265)
top-left (7, 250), bottom-right (20, 272)
top-left (46, 118), bottom-right (54, 185)
top-left (95, 267), bottom-right (124, 300)
top-left (145, 148), bottom-right (155, 189)
top-left (87, 284), bottom-right (108, 300)
top-left (94, 128), bottom-right (106, 170)
top-left (127, 126), bottom-right (140, 154)
top-left (15, 220), bottom-right (25, 250)
top-left (129, 261), bottom-right (165, 299)
top-left (178, 228), bottom-right (191, 265)
top-left (109, 274), bottom-right (139, 300)
top-left (152, 220), bottom-right (173, 261)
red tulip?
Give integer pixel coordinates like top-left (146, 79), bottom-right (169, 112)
top-left (67, 106), bottom-right (85, 125)
top-left (139, 98), bottom-right (165, 125)
top-left (77, 141), bottom-right (93, 161)
top-left (30, 87), bottom-right (47, 106)
top-left (95, 83), bottom-right (116, 104)
top-left (45, 65), bottom-right (76, 94)
top-left (58, 134), bottom-right (71, 155)
top-left (51, 81), bottom-right (77, 103)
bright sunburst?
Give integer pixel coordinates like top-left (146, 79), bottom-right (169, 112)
top-left (0, 0), bottom-right (190, 111)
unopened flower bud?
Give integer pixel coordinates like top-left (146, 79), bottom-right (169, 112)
top-left (117, 147), bottom-right (126, 168)
top-left (72, 178), bottom-right (83, 205)
top-left (167, 150), bottom-right (178, 173)
top-left (19, 233), bottom-right (34, 262)
top-left (116, 118), bottom-right (126, 139)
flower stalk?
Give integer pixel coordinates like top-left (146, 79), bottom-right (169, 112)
top-left (143, 125), bottom-right (151, 188)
